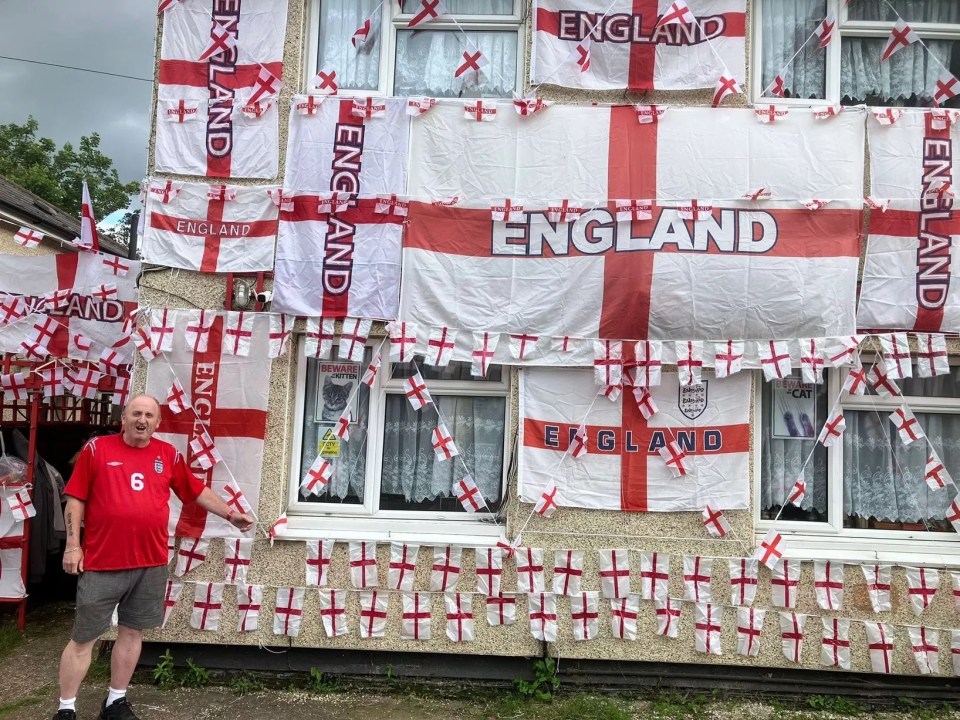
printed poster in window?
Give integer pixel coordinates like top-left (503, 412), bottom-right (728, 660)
top-left (315, 361), bottom-right (361, 458)
top-left (771, 378), bottom-right (816, 440)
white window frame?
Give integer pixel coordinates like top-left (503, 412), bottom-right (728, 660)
top-left (754, 366), bottom-right (960, 566)
top-left (751, 0), bottom-right (960, 105)
top-left (286, 339), bottom-right (512, 545)
top-left (304, 0), bottom-right (527, 97)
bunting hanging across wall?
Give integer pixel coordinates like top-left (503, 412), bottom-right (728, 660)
top-left (531, 0), bottom-right (747, 91)
top-left (402, 104), bottom-right (864, 343)
top-left (154, 0), bottom-right (289, 178)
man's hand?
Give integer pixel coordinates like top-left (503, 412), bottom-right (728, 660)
top-left (63, 547), bottom-right (84, 575)
top-left (228, 513), bottom-right (255, 533)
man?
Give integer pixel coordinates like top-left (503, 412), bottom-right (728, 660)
top-left (54, 395), bottom-right (254, 720)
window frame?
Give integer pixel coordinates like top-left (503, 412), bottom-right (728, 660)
top-left (286, 337), bottom-right (513, 544)
top-left (304, 0), bottom-right (527, 98)
top-left (751, 0), bottom-right (960, 106)
top-left (754, 365), bottom-right (960, 566)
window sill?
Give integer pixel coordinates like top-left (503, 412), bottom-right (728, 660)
top-left (285, 513), bottom-right (504, 546)
top-left (758, 529), bottom-right (960, 567)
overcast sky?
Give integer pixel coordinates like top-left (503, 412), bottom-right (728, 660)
top-left (0, 1), bottom-right (155, 187)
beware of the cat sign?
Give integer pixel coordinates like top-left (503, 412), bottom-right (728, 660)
top-left (314, 361), bottom-right (361, 425)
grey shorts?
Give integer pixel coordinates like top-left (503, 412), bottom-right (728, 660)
top-left (71, 566), bottom-right (168, 643)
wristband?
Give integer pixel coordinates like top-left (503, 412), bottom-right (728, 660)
top-left (64, 547), bottom-right (82, 554)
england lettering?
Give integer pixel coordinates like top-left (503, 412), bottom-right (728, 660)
top-left (207, 0), bottom-right (241, 160)
top-left (556, 11), bottom-right (726, 46)
top-left (916, 136), bottom-right (953, 310)
top-left (542, 425), bottom-right (724, 453)
top-left (323, 120), bottom-right (366, 296)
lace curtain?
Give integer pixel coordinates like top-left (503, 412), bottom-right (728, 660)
top-left (318, 0), bottom-right (517, 96)
top-left (761, 0), bottom-right (958, 102)
top-left (381, 395), bottom-right (505, 503)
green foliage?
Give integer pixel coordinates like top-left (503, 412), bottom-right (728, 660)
top-left (805, 695), bottom-right (864, 716)
top-left (0, 116), bottom-right (139, 218)
top-left (554, 695), bottom-right (630, 720)
top-left (152, 649), bottom-right (177, 689)
top-left (650, 691), bottom-right (709, 718)
top-left (0, 624), bottom-right (24, 660)
top-left (229, 672), bottom-right (263, 696)
top-left (307, 667), bottom-right (338, 693)
top-left (514, 658), bottom-right (560, 701)
top-left (182, 658), bottom-right (211, 688)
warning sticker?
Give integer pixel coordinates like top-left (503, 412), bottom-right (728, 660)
top-left (317, 427), bottom-right (341, 458)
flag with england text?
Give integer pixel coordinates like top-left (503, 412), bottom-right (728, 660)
top-left (402, 104), bottom-right (863, 343)
top-left (272, 97), bottom-right (409, 318)
top-left (532, 0), bottom-right (746, 91)
top-left (520, 368), bottom-right (751, 511)
top-left (858, 109), bottom-right (960, 333)
top-left (145, 311), bottom-right (271, 539)
top-left (141, 181), bottom-right (278, 273)
top-left (0, 252), bottom-right (140, 359)
top-left (155, 0), bottom-right (288, 178)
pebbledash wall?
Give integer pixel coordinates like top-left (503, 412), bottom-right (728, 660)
top-left (139, 1), bottom-right (960, 677)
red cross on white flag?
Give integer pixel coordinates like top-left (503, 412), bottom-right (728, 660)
top-left (150, 308), bottom-right (176, 353)
top-left (0, 296), bottom-right (26, 326)
top-left (951, 572), bottom-right (960, 611)
top-left (39, 367), bottom-right (66, 399)
top-left (408, 0), bottom-right (446, 27)
top-left (570, 591), bottom-right (599, 642)
top-left (889, 406), bottom-right (924, 445)
top-left (224, 538), bottom-right (253, 584)
top-left (924, 451), bottom-right (954, 490)
top-left (915, 333), bottom-right (949, 377)
top-left (528, 591), bottom-right (558, 642)
top-left (338, 317), bottom-right (371, 363)
top-left (516, 547), bottom-right (545, 593)
top-left (905, 566), bottom-right (939, 615)
top-left (758, 340), bottom-right (792, 381)
top-left (825, 335), bottom-right (862, 367)
top-left (933, 70), bottom-right (960, 107)
top-left (305, 317), bottom-right (336, 359)
top-left (908, 626), bottom-right (941, 675)
top-left (879, 332), bottom-right (912, 379)
top-left (268, 313), bottom-right (294, 359)
top-left (813, 560), bottom-right (845, 611)
top-left (842, 360), bottom-right (867, 396)
top-left (362, 353), bottom-right (381, 387)
top-left (872, 107), bottom-right (904, 126)
top-left (312, 67), bottom-right (339, 95)
top-left (821, 617), bottom-right (851, 669)
top-left (929, 107), bottom-right (960, 130)
top-left (800, 199), bottom-right (829, 210)
top-left (0, 372), bottom-right (28, 401)
top-left (431, 545), bottom-right (462, 592)
top-left (729, 557), bottom-right (759, 607)
top-left (632, 386), bottom-right (658, 420)
top-left (471, 331), bottom-right (500, 377)
top-left (507, 332), bottom-right (540, 363)
top-left (236, 583), bottom-right (263, 633)
top-left (426, 326), bottom-right (456, 367)
top-left (189, 430), bottom-right (222, 471)
top-left (222, 311), bottom-right (254, 356)
top-left (630, 340), bottom-right (662, 387)
top-left (455, 43), bottom-right (488, 84)
top-left (655, 597), bottom-right (681, 638)
top-left (475, 548), bottom-right (503, 595)
top-left (241, 99), bottom-right (274, 119)
top-left (754, 105), bottom-right (788, 124)
top-left (349, 541), bottom-right (379, 588)
top-left (779, 611), bottom-right (807, 663)
top-left (454, 475), bottom-right (487, 513)
top-left (359, 590), bottom-right (390, 639)
top-left (444, 592), bottom-right (474, 642)
top-left (334, 408), bottom-right (351, 440)
top-left (658, 439), bottom-right (687, 477)
top-left (546, 200), bottom-right (584, 223)
top-left (161, 580), bottom-right (183, 629)
top-left (786, 478), bottom-right (806, 507)
top-left (634, 104), bottom-right (668, 124)
top-left (702, 504), bottom-right (731, 538)
top-left (713, 340), bottom-right (744, 379)
top-left (736, 607), bottom-right (766, 657)
top-left (694, 602), bottom-right (723, 655)
top-left (351, 97), bottom-right (387, 119)
top-left (161, 99), bottom-right (199, 124)
top-left (245, 64), bottom-right (282, 107)
top-left (881, 18), bottom-right (919, 61)
top-left (388, 542), bottom-right (419, 591)
top-left (551, 549), bottom-right (583, 596)
top-left (813, 104), bottom-right (843, 120)
top-left (683, 555), bottom-right (713, 603)
top-left (817, 409), bottom-right (846, 447)
top-left (609, 594), bottom-right (639, 640)
top-left (799, 338), bottom-right (825, 384)
top-left (198, 21), bottom-right (237, 61)
top-left (513, 94), bottom-right (550, 116)
top-left (534, 478), bottom-right (559, 518)
top-left (486, 593), bottom-right (517, 627)
top-left (816, 14), bottom-right (836, 48)
top-left (68, 367), bottom-right (103, 401)
top-left (294, 95), bottom-right (324, 116)
top-left (190, 582), bottom-right (224, 632)
top-left (570, 37), bottom-right (591, 73)
top-left (80, 181), bottom-right (100, 253)
top-left (432, 423), bottom-right (459, 461)
top-left (601, 382), bottom-right (622, 402)
top-left (640, 551), bottom-right (670, 601)
top-left (593, 339), bottom-right (622, 386)
top-left (351, 16), bottom-right (373, 49)
top-left (568, 424), bottom-right (589, 459)
top-left (656, 0), bottom-right (694, 28)
top-left (712, 73), bottom-right (742, 107)
top-left (676, 200), bottom-right (712, 221)
top-left (613, 199), bottom-right (653, 222)
top-left (387, 321), bottom-right (418, 362)
top-left (754, 528), bottom-right (786, 570)
top-left (301, 455), bottom-right (332, 496)
top-left (598, 548), bottom-right (631, 599)
top-left (111, 375), bottom-right (130, 407)
top-left (375, 194), bottom-right (409, 217)
top-left (400, 592), bottom-right (432, 640)
top-left (862, 563), bottom-right (893, 613)
top-left (7, 487), bottom-right (36, 522)
top-left (464, 99), bottom-right (496, 122)
top-left (770, 73), bottom-right (786, 97)
top-left (406, 96), bottom-right (437, 115)
top-left (273, 587), bottom-right (305, 637)
top-left (267, 513), bottom-right (287, 544)
top-left (133, 328), bottom-right (158, 363)
top-left (319, 588), bottom-right (349, 637)
top-left (14, 226), bottom-right (43, 248)
top-left (174, 537), bottom-right (209, 577)
top-left (165, 377), bottom-right (192, 415)
top-left (674, 341), bottom-right (703, 386)
top-left (403, 370), bottom-right (432, 410)
top-left (865, 621), bottom-right (895, 673)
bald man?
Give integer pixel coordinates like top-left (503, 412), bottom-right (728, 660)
top-left (54, 395), bottom-right (254, 720)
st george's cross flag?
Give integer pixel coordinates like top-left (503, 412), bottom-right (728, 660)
top-left (154, 0), bottom-right (288, 178)
top-left (531, 0), bottom-right (746, 92)
top-left (859, 109), bottom-right (960, 332)
top-left (272, 96), bottom-right (409, 318)
top-left (403, 104), bottom-right (864, 345)
top-left (0, 485), bottom-right (26, 599)
top-left (519, 368), bottom-right (750, 511)
top-left (145, 311), bottom-right (271, 539)
top-left (0, 253), bottom-right (140, 359)
top-left (141, 181), bottom-right (278, 273)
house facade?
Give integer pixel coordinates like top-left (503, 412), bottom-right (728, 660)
top-left (140, 0), bottom-right (960, 679)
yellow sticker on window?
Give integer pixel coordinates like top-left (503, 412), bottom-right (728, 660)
top-left (318, 429), bottom-right (341, 458)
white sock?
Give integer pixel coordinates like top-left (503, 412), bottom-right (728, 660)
top-left (59, 697), bottom-right (76, 711)
top-left (106, 688), bottom-right (126, 705)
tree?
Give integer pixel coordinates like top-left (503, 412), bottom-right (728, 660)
top-left (0, 116), bottom-right (139, 219)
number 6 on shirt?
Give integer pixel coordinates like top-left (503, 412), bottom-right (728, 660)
top-left (130, 473), bottom-right (145, 491)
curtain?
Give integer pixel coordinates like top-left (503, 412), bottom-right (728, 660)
top-left (840, 38), bottom-right (953, 103)
top-left (318, 0), bottom-right (382, 90)
top-left (381, 395), bottom-right (505, 503)
top-left (761, 0), bottom-right (827, 99)
top-left (394, 30), bottom-right (518, 97)
top-left (847, 0), bottom-right (960, 23)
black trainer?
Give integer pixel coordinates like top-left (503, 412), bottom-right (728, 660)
top-left (52, 711), bottom-right (76, 720)
top-left (98, 697), bottom-right (139, 720)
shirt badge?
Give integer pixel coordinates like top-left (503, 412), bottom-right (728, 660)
top-left (154, 458), bottom-right (164, 474)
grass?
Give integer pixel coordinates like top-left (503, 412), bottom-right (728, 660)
top-left (0, 684), bottom-right (53, 720)
top-left (649, 690), bottom-right (711, 719)
top-left (0, 625), bottom-right (24, 661)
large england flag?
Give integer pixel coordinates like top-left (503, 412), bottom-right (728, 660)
top-left (532, 0), bottom-right (747, 91)
top-left (155, 0), bottom-right (288, 178)
top-left (0, 253), bottom-right (140, 358)
top-left (520, 368), bottom-right (751, 511)
top-left (141, 181), bottom-right (279, 273)
top-left (858, 110), bottom-right (960, 332)
top-left (145, 311), bottom-right (271, 539)
top-left (402, 103), bottom-right (863, 342)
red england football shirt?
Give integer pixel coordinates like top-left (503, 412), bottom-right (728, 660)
top-left (65, 434), bottom-right (206, 571)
